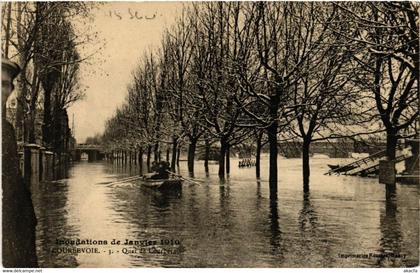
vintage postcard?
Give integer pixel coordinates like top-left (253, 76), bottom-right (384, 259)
top-left (1, 1), bottom-right (419, 271)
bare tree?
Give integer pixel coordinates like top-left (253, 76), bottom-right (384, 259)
top-left (232, 2), bottom-right (338, 196)
top-left (283, 3), bottom-right (374, 192)
top-left (1, 2), bottom-right (94, 148)
top-left (159, 11), bottom-right (195, 172)
top-left (336, 2), bottom-right (419, 161)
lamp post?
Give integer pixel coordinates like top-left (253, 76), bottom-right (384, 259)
top-left (2, 58), bottom-right (20, 119)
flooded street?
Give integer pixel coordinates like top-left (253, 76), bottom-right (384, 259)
top-left (33, 157), bottom-right (419, 268)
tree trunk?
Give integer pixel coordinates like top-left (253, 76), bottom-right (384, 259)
top-left (171, 136), bottom-right (177, 172)
top-left (176, 147), bottom-right (181, 167)
top-left (146, 145), bottom-right (152, 172)
top-left (218, 138), bottom-right (228, 179)
top-left (138, 148), bottom-right (143, 175)
top-left (154, 142), bottom-right (159, 162)
top-left (267, 87), bottom-right (281, 197)
top-left (42, 80), bottom-right (52, 146)
top-left (187, 138), bottom-right (197, 176)
top-left (386, 129), bottom-right (398, 160)
top-left (131, 151), bottom-right (135, 165)
top-left (28, 68), bottom-right (40, 143)
top-left (256, 131), bottom-right (263, 179)
top-left (14, 3), bottom-right (26, 144)
top-left (267, 121), bottom-right (278, 196)
top-left (166, 148), bottom-right (170, 162)
top-left (226, 143), bottom-right (230, 175)
top-left (51, 108), bottom-right (61, 152)
top-left (302, 139), bottom-right (311, 193)
top-left (385, 129), bottom-right (398, 193)
top-left (204, 138), bottom-right (210, 174)
top-left (4, 3), bottom-right (12, 58)
top-left (129, 151), bottom-right (133, 166)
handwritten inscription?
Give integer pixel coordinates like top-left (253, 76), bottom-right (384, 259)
top-left (106, 9), bottom-right (162, 20)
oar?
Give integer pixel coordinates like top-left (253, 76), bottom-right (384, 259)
top-left (105, 177), bottom-right (142, 187)
top-left (101, 175), bottom-right (141, 185)
top-left (167, 171), bottom-right (201, 185)
top-left (122, 176), bottom-right (142, 182)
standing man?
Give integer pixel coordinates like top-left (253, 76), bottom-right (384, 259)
top-left (2, 58), bottom-right (38, 267)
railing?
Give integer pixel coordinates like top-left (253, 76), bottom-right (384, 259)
top-left (325, 149), bottom-right (387, 175)
top-left (345, 148), bottom-right (412, 176)
top-left (325, 146), bottom-right (412, 176)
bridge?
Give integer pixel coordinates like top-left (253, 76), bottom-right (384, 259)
top-left (72, 144), bottom-right (105, 162)
top-left (278, 140), bottom-right (386, 158)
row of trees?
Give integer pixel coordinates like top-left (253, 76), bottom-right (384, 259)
top-left (1, 2), bottom-right (93, 154)
top-left (102, 2), bottom-right (418, 194)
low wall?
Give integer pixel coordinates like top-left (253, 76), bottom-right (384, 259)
top-left (18, 144), bottom-right (69, 193)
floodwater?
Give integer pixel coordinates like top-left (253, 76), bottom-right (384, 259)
top-left (32, 156), bottom-right (419, 268)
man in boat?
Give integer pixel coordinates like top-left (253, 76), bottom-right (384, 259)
top-left (148, 161), bottom-right (170, 180)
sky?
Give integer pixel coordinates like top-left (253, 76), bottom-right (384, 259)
top-left (68, 2), bottom-right (184, 143)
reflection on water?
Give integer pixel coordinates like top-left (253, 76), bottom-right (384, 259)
top-left (268, 196), bottom-right (282, 262)
top-left (33, 158), bottom-right (419, 267)
top-left (376, 195), bottom-right (402, 267)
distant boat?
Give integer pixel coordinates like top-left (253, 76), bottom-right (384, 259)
top-left (327, 164), bottom-right (356, 173)
top-left (327, 164), bottom-right (340, 170)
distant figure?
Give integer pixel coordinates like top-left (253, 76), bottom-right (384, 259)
top-left (2, 59), bottom-right (38, 267)
top-left (150, 161), bottom-right (170, 179)
top-left (238, 158), bottom-right (256, 168)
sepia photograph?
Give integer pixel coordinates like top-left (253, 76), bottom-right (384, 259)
top-left (1, 1), bottom-right (419, 270)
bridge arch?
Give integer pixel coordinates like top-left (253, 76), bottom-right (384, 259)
top-left (72, 144), bottom-right (105, 162)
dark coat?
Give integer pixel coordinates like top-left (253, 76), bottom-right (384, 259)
top-left (2, 119), bottom-right (38, 267)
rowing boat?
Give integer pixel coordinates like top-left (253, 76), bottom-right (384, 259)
top-left (140, 177), bottom-right (183, 191)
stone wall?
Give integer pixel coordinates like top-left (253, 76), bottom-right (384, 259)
top-left (18, 144), bottom-right (69, 193)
